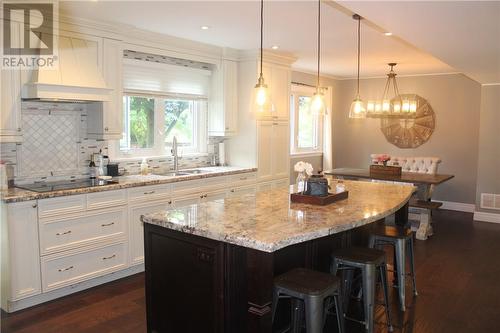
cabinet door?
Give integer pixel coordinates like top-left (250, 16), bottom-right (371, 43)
top-left (203, 189), bottom-right (227, 202)
top-left (173, 195), bottom-right (201, 209)
top-left (87, 38), bottom-right (122, 140)
top-left (272, 121), bottom-right (290, 180)
top-left (271, 66), bottom-right (291, 121)
top-left (257, 121), bottom-right (273, 182)
top-left (102, 38), bottom-right (123, 138)
top-left (129, 200), bottom-right (173, 265)
top-left (2, 201), bottom-right (41, 301)
top-left (208, 60), bottom-right (238, 136)
top-left (223, 60), bottom-right (238, 133)
top-left (0, 20), bottom-right (22, 142)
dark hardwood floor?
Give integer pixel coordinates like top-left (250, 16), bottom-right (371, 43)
top-left (2, 209), bottom-right (500, 333)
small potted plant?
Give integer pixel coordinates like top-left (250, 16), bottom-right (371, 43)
top-left (376, 154), bottom-right (391, 166)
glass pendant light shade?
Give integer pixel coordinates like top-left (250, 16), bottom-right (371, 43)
top-left (349, 14), bottom-right (365, 119)
top-left (349, 95), bottom-right (366, 118)
top-left (310, 90), bottom-right (326, 116)
top-left (254, 73), bottom-right (269, 111)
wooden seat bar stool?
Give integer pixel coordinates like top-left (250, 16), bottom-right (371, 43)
top-left (331, 247), bottom-right (393, 333)
top-left (369, 225), bottom-right (418, 311)
top-left (272, 268), bottom-right (345, 333)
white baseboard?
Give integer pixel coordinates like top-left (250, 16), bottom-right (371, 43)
top-left (474, 211), bottom-right (500, 224)
top-left (435, 200), bottom-right (475, 213)
top-left (3, 264), bottom-right (144, 313)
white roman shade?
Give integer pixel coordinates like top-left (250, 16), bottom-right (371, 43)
top-left (123, 58), bottom-right (212, 98)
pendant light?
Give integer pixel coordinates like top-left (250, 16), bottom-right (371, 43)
top-left (310, 0), bottom-right (326, 116)
top-left (348, 14), bottom-right (366, 119)
top-left (254, 0), bottom-right (269, 112)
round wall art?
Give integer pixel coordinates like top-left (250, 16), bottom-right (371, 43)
top-left (380, 94), bottom-right (435, 148)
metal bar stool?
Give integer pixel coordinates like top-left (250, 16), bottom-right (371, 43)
top-left (369, 225), bottom-right (417, 311)
top-left (331, 247), bottom-right (393, 333)
top-left (272, 268), bottom-right (345, 333)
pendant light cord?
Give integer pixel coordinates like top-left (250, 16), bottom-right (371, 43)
top-left (260, 0), bottom-right (264, 77)
top-left (316, 0), bottom-right (321, 90)
top-left (356, 15), bottom-right (361, 96)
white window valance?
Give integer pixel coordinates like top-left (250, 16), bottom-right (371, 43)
top-left (123, 58), bottom-right (212, 98)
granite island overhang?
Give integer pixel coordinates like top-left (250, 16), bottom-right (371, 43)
top-left (141, 180), bottom-right (415, 332)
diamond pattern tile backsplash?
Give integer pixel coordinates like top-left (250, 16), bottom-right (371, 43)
top-left (0, 102), bottom-right (223, 185)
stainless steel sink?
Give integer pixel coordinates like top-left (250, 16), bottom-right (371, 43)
top-left (180, 169), bottom-right (205, 174)
top-left (155, 171), bottom-right (190, 177)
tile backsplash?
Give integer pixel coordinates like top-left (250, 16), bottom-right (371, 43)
top-left (0, 102), bottom-right (223, 185)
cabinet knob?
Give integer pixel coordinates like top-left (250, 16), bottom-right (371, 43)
top-left (200, 194), bottom-right (204, 199)
top-left (168, 200), bottom-right (172, 204)
top-left (32, 203), bottom-right (37, 208)
top-left (17, 127), bottom-right (21, 132)
top-left (105, 127), bottom-right (109, 131)
top-left (230, 189), bottom-right (235, 193)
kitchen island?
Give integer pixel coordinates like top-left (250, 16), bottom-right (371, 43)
top-left (141, 180), bottom-right (414, 333)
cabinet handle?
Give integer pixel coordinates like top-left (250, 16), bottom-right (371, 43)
top-left (17, 127), bottom-right (21, 132)
top-left (102, 254), bottom-right (116, 260)
top-left (240, 177), bottom-right (247, 180)
top-left (56, 230), bottom-right (72, 236)
top-left (32, 203), bottom-right (37, 208)
top-left (225, 127), bottom-right (229, 130)
top-left (273, 122), bottom-right (278, 125)
top-left (167, 200), bottom-right (172, 204)
top-left (101, 222), bottom-right (115, 227)
top-left (200, 194), bottom-right (204, 199)
top-left (144, 190), bottom-right (155, 195)
top-left (230, 189), bottom-right (235, 193)
top-left (105, 127), bottom-right (109, 131)
top-left (58, 265), bottom-right (74, 272)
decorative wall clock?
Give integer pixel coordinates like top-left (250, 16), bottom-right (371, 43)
top-left (380, 94), bottom-right (435, 148)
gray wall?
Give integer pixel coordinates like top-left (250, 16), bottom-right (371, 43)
top-left (332, 74), bottom-right (482, 204)
top-left (475, 85), bottom-right (500, 212)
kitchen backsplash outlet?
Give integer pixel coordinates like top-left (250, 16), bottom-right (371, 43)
top-left (0, 102), bottom-right (224, 185)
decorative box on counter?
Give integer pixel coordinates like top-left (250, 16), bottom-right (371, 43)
top-left (290, 191), bottom-right (348, 206)
top-left (369, 164), bottom-right (402, 176)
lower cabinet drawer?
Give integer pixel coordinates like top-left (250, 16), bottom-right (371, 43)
top-left (39, 208), bottom-right (126, 255)
top-left (41, 242), bottom-right (127, 292)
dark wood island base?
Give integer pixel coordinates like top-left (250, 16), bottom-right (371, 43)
top-left (144, 211), bottom-right (407, 333)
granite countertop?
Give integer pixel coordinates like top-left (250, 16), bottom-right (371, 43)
top-left (141, 180), bottom-right (415, 252)
top-left (1, 166), bottom-right (257, 203)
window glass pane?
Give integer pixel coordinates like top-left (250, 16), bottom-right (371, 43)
top-left (297, 96), bottom-right (314, 148)
top-left (164, 100), bottom-right (195, 148)
top-left (120, 96), bottom-right (155, 150)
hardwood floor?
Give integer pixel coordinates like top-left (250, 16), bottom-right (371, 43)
top-left (2, 209), bottom-right (500, 333)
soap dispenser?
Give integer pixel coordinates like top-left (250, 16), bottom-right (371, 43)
top-left (140, 158), bottom-right (149, 175)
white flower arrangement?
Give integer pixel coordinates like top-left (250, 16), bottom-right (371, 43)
top-left (294, 161), bottom-right (314, 176)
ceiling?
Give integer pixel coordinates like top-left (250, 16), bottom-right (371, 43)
top-left (60, 1), bottom-right (498, 83)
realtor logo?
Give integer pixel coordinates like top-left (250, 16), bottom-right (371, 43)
top-left (1, 1), bottom-right (58, 68)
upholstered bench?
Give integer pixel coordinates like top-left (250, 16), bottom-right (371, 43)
top-left (370, 155), bottom-right (442, 240)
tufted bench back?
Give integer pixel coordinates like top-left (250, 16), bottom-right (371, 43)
top-left (370, 154), bottom-right (441, 175)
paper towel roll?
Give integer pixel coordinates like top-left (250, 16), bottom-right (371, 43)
top-left (218, 142), bottom-right (226, 166)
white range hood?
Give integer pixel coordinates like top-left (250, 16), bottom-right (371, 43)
top-left (22, 35), bottom-right (112, 102)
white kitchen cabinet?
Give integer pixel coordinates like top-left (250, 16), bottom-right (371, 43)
top-left (1, 201), bottom-right (41, 307)
top-left (256, 63), bottom-right (290, 121)
top-left (87, 38), bottom-right (123, 140)
top-left (129, 200), bottom-right (172, 265)
top-left (228, 184), bottom-right (257, 197)
top-left (0, 20), bottom-right (23, 143)
top-left (257, 121), bottom-right (290, 182)
top-left (209, 59), bottom-right (238, 136)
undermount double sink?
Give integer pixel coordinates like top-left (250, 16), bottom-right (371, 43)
top-left (153, 169), bottom-right (206, 177)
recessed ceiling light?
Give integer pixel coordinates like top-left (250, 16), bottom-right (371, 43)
top-left (271, 45), bottom-right (279, 50)
top-left (384, 32), bottom-right (393, 36)
top-left (200, 26), bottom-right (210, 30)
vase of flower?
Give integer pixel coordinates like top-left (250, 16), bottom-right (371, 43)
top-left (294, 161), bottom-right (314, 194)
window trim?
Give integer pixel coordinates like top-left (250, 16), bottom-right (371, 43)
top-left (111, 94), bottom-right (208, 160)
top-left (290, 85), bottom-right (324, 155)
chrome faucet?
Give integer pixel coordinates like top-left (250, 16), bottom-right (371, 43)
top-left (171, 136), bottom-right (179, 172)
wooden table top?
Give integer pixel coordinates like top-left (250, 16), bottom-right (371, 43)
top-left (324, 168), bottom-right (454, 185)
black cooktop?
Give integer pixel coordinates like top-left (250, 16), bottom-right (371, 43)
top-left (16, 179), bottom-right (119, 193)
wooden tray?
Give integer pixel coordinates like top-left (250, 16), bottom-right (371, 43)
top-left (370, 164), bottom-right (402, 176)
top-left (290, 191), bottom-right (348, 206)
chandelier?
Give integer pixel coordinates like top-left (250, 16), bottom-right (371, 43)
top-left (366, 63), bottom-right (417, 119)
